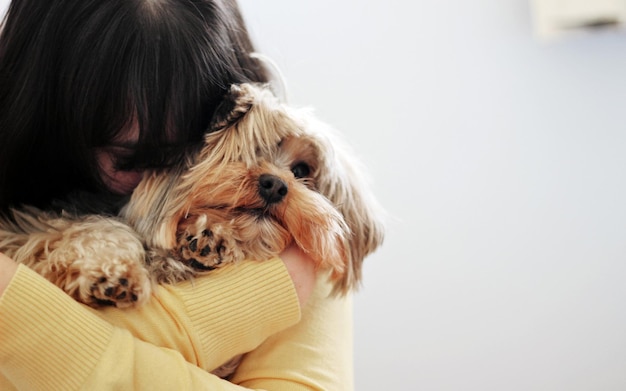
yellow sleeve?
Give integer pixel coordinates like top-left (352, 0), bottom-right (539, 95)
top-left (231, 275), bottom-right (355, 391)
top-left (0, 259), bottom-right (301, 391)
top-left (92, 258), bottom-right (300, 373)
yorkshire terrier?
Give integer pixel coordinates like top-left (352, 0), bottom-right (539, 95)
top-left (0, 83), bottom-right (385, 310)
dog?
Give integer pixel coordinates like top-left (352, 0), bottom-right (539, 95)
top-left (0, 83), bottom-right (385, 310)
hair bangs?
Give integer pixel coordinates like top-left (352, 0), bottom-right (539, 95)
top-left (116, 0), bottom-right (248, 169)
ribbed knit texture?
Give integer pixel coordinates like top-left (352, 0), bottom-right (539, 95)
top-left (176, 258), bottom-right (301, 368)
top-left (0, 265), bottom-right (115, 390)
top-left (232, 274), bottom-right (355, 391)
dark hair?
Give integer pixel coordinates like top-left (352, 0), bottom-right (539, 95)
top-left (0, 0), bottom-right (269, 211)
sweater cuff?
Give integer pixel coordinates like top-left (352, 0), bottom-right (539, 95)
top-left (0, 264), bottom-right (114, 390)
top-left (174, 258), bottom-right (301, 366)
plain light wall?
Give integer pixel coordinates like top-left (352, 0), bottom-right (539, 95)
top-left (238, 1), bottom-right (626, 390)
top-left (2, 1), bottom-right (626, 390)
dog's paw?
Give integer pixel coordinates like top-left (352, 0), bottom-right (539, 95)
top-left (178, 217), bottom-right (244, 271)
top-left (78, 258), bottom-right (152, 308)
top-left (67, 240), bottom-right (152, 308)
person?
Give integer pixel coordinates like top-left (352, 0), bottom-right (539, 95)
top-left (0, 0), bottom-right (354, 390)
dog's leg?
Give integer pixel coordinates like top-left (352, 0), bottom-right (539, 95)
top-left (48, 217), bottom-right (151, 308)
top-left (68, 239), bottom-right (152, 309)
top-left (3, 215), bottom-right (152, 308)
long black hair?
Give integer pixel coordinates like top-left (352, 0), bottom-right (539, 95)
top-left (0, 0), bottom-right (269, 211)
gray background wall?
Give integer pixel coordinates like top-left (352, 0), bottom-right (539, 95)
top-left (3, 1), bottom-right (626, 390)
top-left (238, 2), bottom-right (626, 390)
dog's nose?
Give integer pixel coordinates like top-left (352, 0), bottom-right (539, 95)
top-left (258, 174), bottom-right (288, 204)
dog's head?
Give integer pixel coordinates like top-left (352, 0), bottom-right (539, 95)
top-left (125, 83), bottom-right (385, 294)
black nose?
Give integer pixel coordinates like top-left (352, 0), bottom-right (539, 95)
top-left (258, 174), bottom-right (288, 204)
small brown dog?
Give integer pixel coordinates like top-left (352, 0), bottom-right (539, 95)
top-left (0, 83), bottom-right (385, 309)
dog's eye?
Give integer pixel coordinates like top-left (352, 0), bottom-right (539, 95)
top-left (291, 162), bottom-right (311, 179)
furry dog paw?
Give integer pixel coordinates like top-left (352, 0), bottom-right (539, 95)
top-left (178, 215), bottom-right (244, 271)
top-left (77, 257), bottom-right (152, 308)
top-left (50, 218), bottom-right (154, 308)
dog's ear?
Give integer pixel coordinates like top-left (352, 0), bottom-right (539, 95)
top-left (208, 83), bottom-right (258, 133)
top-left (312, 123), bottom-right (386, 295)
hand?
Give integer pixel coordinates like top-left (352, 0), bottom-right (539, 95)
top-left (279, 244), bottom-right (316, 307)
top-left (0, 253), bottom-right (18, 298)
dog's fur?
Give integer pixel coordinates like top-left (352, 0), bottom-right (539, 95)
top-left (0, 83), bottom-right (385, 311)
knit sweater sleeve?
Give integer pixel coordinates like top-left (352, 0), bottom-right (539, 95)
top-left (0, 259), bottom-right (301, 390)
top-left (231, 275), bottom-right (355, 391)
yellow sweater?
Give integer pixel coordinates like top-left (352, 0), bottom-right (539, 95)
top-left (0, 259), bottom-right (353, 390)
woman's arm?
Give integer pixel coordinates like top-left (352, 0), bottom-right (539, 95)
top-left (94, 256), bottom-right (304, 373)
top-left (0, 253), bottom-right (310, 390)
top-left (232, 274), bottom-right (355, 391)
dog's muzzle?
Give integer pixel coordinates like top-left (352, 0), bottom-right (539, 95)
top-left (258, 174), bottom-right (288, 204)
